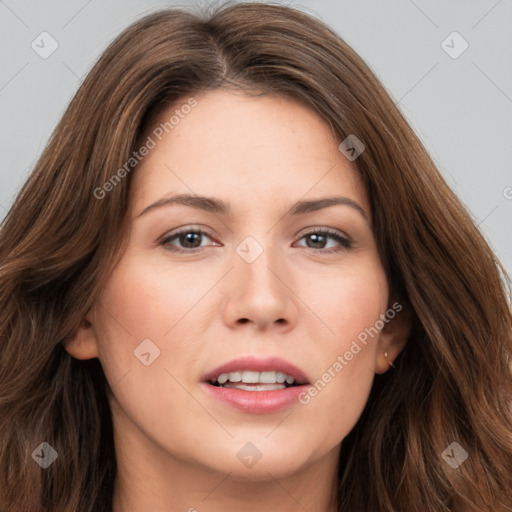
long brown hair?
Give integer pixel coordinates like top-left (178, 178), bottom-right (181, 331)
top-left (1, 2), bottom-right (511, 511)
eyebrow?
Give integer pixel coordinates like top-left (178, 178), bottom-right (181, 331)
top-left (137, 193), bottom-right (368, 221)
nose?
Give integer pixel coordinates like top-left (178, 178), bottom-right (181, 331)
top-left (221, 241), bottom-right (299, 332)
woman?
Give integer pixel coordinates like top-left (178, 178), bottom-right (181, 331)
top-left (0, 2), bottom-right (511, 511)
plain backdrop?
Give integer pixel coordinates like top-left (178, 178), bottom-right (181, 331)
top-left (0, 0), bottom-right (511, 275)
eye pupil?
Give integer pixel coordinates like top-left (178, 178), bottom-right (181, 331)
top-left (308, 233), bottom-right (326, 248)
top-left (181, 232), bottom-right (201, 248)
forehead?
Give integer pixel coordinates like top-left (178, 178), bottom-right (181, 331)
top-left (130, 89), bottom-right (369, 218)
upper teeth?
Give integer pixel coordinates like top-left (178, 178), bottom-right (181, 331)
top-left (215, 371), bottom-right (296, 385)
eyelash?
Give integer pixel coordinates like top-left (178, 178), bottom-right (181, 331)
top-left (159, 227), bottom-right (353, 255)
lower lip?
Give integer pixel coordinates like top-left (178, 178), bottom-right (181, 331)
top-left (201, 382), bottom-right (308, 414)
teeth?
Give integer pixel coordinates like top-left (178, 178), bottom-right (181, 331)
top-left (259, 371), bottom-right (276, 383)
top-left (214, 370), bottom-right (297, 386)
top-left (217, 374), bottom-right (229, 385)
top-left (223, 382), bottom-right (286, 391)
top-left (242, 370), bottom-right (259, 383)
top-left (276, 371), bottom-right (286, 383)
top-left (228, 371), bottom-right (242, 382)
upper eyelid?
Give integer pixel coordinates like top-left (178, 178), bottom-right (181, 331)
top-left (161, 225), bottom-right (215, 240)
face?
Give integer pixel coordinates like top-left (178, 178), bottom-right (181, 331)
top-left (70, 88), bottom-right (407, 481)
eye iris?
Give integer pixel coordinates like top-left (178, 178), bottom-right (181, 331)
top-left (180, 232), bottom-right (201, 248)
top-left (308, 233), bottom-right (326, 248)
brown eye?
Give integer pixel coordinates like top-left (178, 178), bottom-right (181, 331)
top-left (295, 229), bottom-right (352, 253)
top-left (160, 228), bottom-right (215, 253)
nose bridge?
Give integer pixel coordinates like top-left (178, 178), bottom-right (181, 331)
top-left (221, 231), bottom-right (298, 329)
top-left (235, 232), bottom-right (287, 298)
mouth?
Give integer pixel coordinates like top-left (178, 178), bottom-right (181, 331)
top-left (201, 356), bottom-right (311, 413)
top-left (208, 370), bottom-right (306, 391)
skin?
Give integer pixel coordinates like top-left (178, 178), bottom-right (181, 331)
top-left (67, 88), bottom-right (409, 512)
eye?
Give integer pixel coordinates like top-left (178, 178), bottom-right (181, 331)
top-left (160, 227), bottom-right (217, 254)
top-left (159, 226), bottom-right (352, 255)
top-left (294, 228), bottom-right (352, 253)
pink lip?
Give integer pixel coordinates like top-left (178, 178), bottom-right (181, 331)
top-left (201, 355), bottom-right (311, 414)
top-left (201, 383), bottom-right (309, 414)
top-left (202, 355), bottom-right (310, 384)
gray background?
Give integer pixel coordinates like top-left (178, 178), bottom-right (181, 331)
top-left (1, 0), bottom-right (511, 274)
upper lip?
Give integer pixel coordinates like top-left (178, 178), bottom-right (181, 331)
top-left (202, 355), bottom-right (310, 384)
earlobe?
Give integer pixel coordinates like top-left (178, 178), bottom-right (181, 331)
top-left (374, 304), bottom-right (411, 374)
top-left (64, 317), bottom-right (100, 360)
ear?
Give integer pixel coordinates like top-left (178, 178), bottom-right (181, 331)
top-left (374, 301), bottom-right (411, 374)
top-left (64, 312), bottom-right (100, 360)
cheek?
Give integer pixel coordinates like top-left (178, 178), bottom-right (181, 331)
top-left (92, 257), bottom-right (203, 434)
top-left (98, 258), bottom-right (196, 338)
top-left (295, 261), bottom-right (386, 431)
top-left (92, 255), bottom-right (201, 385)
top-left (304, 257), bottom-right (388, 352)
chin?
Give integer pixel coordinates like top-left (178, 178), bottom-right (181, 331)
top-left (192, 442), bottom-right (313, 481)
